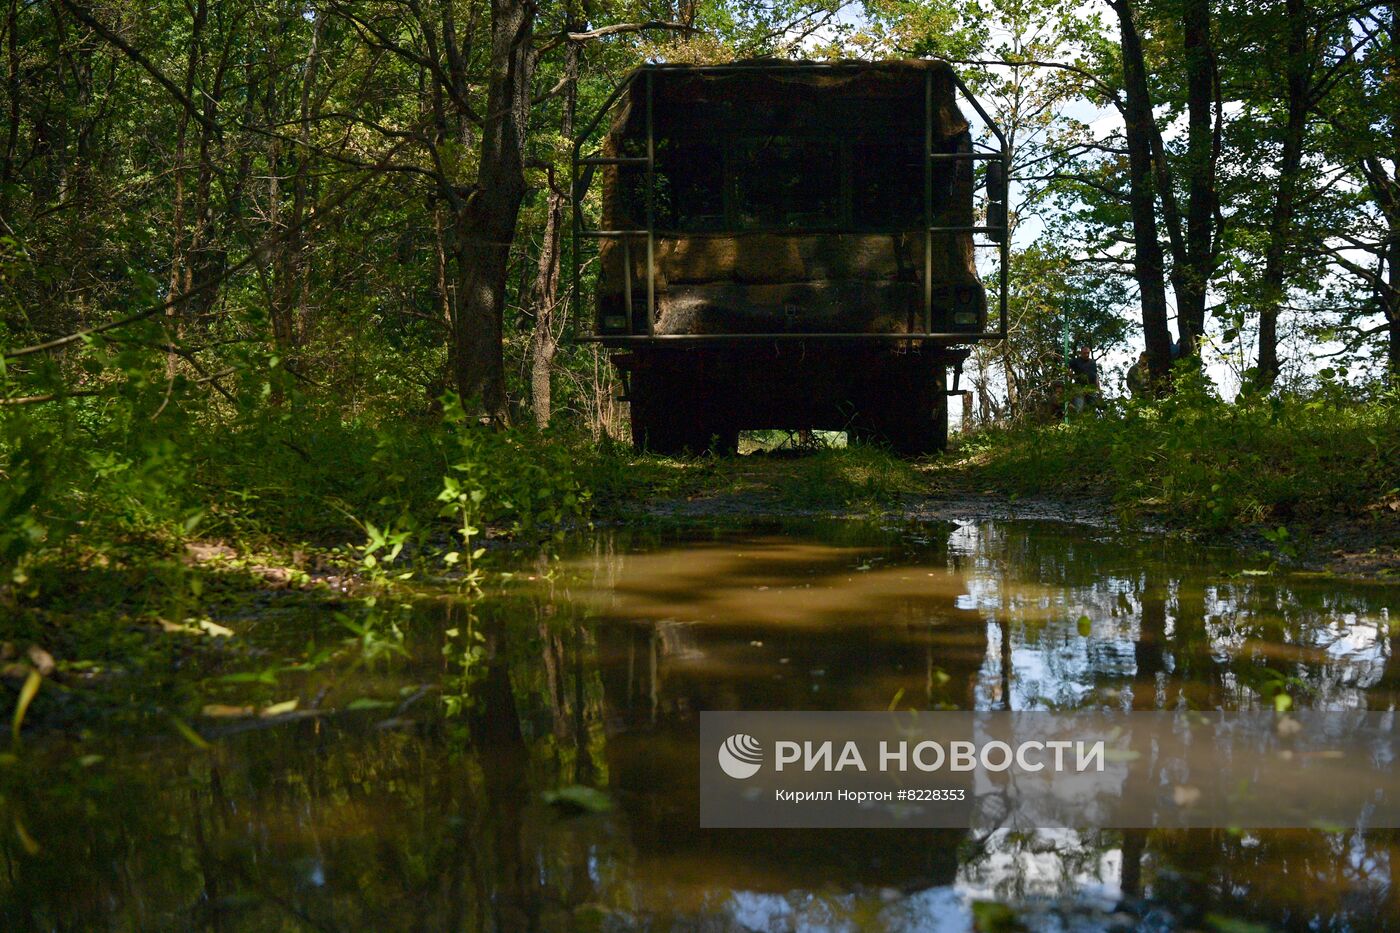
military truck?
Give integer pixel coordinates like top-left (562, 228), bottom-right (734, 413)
top-left (572, 60), bottom-right (1008, 455)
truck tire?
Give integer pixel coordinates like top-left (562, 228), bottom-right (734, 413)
top-left (629, 372), bottom-right (682, 454)
top-left (629, 371), bottom-right (737, 456)
top-left (847, 367), bottom-right (948, 456)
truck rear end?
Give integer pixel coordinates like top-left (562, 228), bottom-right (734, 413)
top-left (573, 60), bottom-right (1008, 454)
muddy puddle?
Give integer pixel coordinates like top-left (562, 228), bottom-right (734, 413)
top-left (2, 519), bottom-right (1398, 930)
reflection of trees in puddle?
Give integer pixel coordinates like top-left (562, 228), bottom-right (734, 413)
top-left (2, 521), bottom-right (1397, 929)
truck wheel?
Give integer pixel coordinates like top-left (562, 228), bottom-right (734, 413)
top-left (630, 373), bottom-right (684, 455)
top-left (848, 370), bottom-right (948, 456)
top-left (629, 373), bottom-right (736, 456)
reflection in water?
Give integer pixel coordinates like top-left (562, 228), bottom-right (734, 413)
top-left (1, 520), bottom-right (1397, 930)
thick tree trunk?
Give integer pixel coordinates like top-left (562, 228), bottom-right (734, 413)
top-left (1177, 0), bottom-right (1219, 351)
top-left (1113, 0), bottom-right (1175, 383)
top-left (1, 0), bottom-right (19, 219)
top-left (527, 39), bottom-right (579, 428)
top-left (451, 0), bottom-right (535, 424)
top-left (1254, 0), bottom-right (1310, 389)
top-left (1145, 0), bottom-right (1217, 355)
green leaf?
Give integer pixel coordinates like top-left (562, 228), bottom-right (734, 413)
top-left (346, 697), bottom-right (395, 711)
top-left (10, 670), bottom-right (40, 741)
top-left (170, 717), bottom-right (211, 751)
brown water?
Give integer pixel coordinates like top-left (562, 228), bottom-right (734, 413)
top-left (3, 519), bottom-right (1398, 930)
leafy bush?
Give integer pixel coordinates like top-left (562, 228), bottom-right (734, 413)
top-left (0, 357), bottom-right (595, 597)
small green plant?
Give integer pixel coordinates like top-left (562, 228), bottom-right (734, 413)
top-left (339, 601), bottom-right (410, 667)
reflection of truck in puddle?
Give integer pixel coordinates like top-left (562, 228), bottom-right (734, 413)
top-left (573, 60), bottom-right (1008, 455)
top-left (584, 529), bottom-right (985, 904)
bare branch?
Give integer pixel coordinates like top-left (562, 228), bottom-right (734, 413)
top-left (565, 20), bottom-right (699, 43)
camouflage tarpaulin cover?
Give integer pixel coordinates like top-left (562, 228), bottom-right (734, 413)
top-left (594, 61), bottom-right (987, 335)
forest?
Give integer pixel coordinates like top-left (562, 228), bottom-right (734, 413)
top-left (1, 1), bottom-right (1400, 928)
top-left (1, 0), bottom-right (1398, 568)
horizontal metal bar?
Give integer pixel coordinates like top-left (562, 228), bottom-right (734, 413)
top-left (578, 156), bottom-right (648, 166)
top-left (576, 332), bottom-right (1000, 344)
top-left (929, 225), bottom-right (1001, 234)
top-left (587, 226), bottom-right (987, 238)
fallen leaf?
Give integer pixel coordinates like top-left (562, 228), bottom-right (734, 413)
top-left (201, 704), bottom-right (255, 718)
top-left (1172, 785), bottom-right (1202, 807)
top-left (260, 699), bottom-right (299, 717)
top-left (25, 646), bottom-right (55, 677)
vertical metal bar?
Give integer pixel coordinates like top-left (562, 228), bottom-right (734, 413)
top-left (622, 237), bottom-right (634, 324)
top-left (645, 69), bottom-right (656, 337)
top-left (924, 69), bottom-right (933, 333)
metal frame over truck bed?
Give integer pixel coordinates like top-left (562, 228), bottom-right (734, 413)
top-left (570, 60), bottom-right (1011, 453)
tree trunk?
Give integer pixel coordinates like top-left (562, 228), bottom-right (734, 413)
top-left (1144, 0), bottom-right (1216, 355)
top-left (166, 0), bottom-right (207, 375)
top-left (1, 0), bottom-right (19, 220)
top-left (1254, 0), bottom-right (1310, 390)
top-left (528, 168), bottom-right (564, 427)
top-left (1387, 2), bottom-right (1400, 386)
top-left (1177, 0), bottom-right (1219, 351)
top-left (183, 31), bottom-right (230, 325)
top-left (527, 38), bottom-right (579, 428)
top-left (450, 0), bottom-right (535, 425)
top-left (1386, 197), bottom-right (1400, 387)
top-left (1113, 0), bottom-right (1175, 383)
top-left (271, 13), bottom-right (322, 351)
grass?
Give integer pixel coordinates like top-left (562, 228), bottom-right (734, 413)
top-left (944, 383), bottom-right (1400, 535)
top-left (587, 439), bottom-right (923, 516)
top-left (6, 381), bottom-right (1398, 734)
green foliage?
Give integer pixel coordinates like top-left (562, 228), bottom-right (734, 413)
top-left (439, 393), bottom-right (591, 545)
top-left (772, 443), bottom-right (923, 509)
top-left (956, 382), bottom-right (1400, 532)
top-left (0, 367), bottom-right (596, 603)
